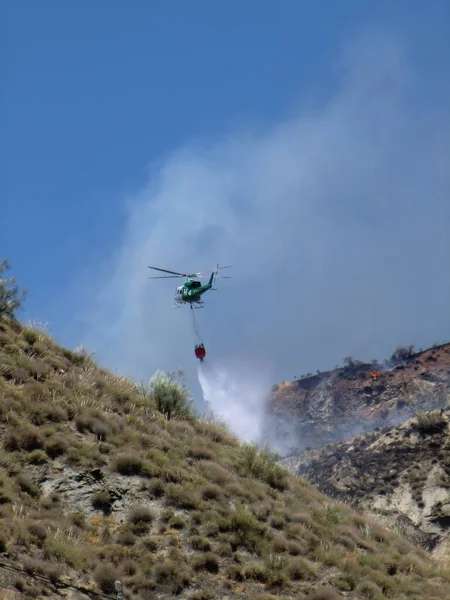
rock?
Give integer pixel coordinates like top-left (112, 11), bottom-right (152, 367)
top-left (65, 593), bottom-right (91, 600)
top-left (284, 409), bottom-right (450, 557)
top-left (0, 592), bottom-right (22, 600)
top-left (91, 468), bottom-right (103, 480)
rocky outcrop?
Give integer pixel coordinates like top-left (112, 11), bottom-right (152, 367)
top-left (281, 409), bottom-right (450, 558)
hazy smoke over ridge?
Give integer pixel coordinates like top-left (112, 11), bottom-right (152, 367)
top-left (75, 32), bottom-right (450, 428)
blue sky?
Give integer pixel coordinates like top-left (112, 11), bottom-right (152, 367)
top-left (2, 1), bottom-right (450, 414)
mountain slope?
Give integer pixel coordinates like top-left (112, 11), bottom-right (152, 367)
top-left (1, 319), bottom-right (449, 599)
top-left (281, 409), bottom-right (450, 560)
top-left (264, 345), bottom-right (450, 455)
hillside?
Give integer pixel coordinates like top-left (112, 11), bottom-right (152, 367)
top-left (1, 319), bottom-right (450, 599)
top-left (264, 344), bottom-right (450, 455)
top-left (281, 409), bottom-right (450, 560)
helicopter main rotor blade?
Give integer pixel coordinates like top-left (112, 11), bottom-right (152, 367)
top-left (148, 266), bottom-right (191, 276)
top-left (148, 275), bottom-right (185, 279)
top-left (148, 264), bottom-right (231, 280)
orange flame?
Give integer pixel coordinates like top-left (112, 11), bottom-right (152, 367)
top-left (370, 371), bottom-right (378, 380)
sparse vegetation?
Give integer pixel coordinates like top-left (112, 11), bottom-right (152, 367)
top-left (0, 314), bottom-right (449, 599)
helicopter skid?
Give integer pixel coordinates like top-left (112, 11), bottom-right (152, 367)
top-left (171, 301), bottom-right (204, 309)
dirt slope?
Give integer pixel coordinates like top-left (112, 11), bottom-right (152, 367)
top-left (1, 319), bottom-right (449, 599)
top-left (264, 345), bottom-right (450, 455)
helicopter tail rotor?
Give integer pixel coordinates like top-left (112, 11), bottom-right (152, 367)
top-left (213, 264), bottom-right (232, 280)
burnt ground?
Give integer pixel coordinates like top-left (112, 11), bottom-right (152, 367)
top-left (281, 409), bottom-right (450, 557)
top-left (264, 343), bottom-right (450, 455)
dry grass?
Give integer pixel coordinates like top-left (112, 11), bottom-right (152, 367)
top-left (0, 318), bottom-right (449, 599)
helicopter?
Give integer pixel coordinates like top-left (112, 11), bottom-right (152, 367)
top-left (148, 263), bottom-right (231, 309)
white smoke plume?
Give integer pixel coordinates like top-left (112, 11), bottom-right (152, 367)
top-left (197, 358), bottom-right (273, 443)
top-left (69, 31), bottom-right (450, 444)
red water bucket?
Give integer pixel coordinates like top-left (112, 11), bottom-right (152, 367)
top-left (194, 344), bottom-right (206, 360)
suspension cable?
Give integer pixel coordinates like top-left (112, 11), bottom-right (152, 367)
top-left (190, 305), bottom-right (203, 344)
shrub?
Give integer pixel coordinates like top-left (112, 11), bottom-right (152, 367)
top-left (75, 414), bottom-right (91, 433)
top-left (153, 558), bottom-right (191, 594)
top-left (287, 557), bottom-right (317, 581)
top-left (44, 435), bottom-right (69, 458)
top-left (270, 535), bottom-right (288, 553)
top-left (414, 410), bottom-right (446, 434)
top-left (343, 356), bottom-right (364, 367)
top-left (147, 478), bottom-right (165, 498)
top-left (224, 563), bottom-right (244, 581)
top-left (356, 579), bottom-right (383, 599)
top-left (0, 490), bottom-right (12, 504)
top-left (201, 483), bottom-right (224, 502)
top-left (92, 490), bottom-right (114, 514)
top-left (241, 555), bottom-right (287, 586)
top-left (189, 590), bottom-right (216, 600)
top-left (391, 344), bottom-right (414, 361)
top-left (268, 514), bottom-right (285, 529)
top-left (92, 420), bottom-right (110, 441)
top-left (23, 558), bottom-right (62, 584)
top-left (168, 513), bottom-right (185, 530)
top-left (17, 473), bottom-right (40, 497)
top-left (28, 450), bottom-right (48, 465)
top-left (116, 530), bottom-right (136, 546)
top-left (192, 552), bottom-right (219, 573)
top-left (61, 347), bottom-right (89, 365)
top-left (286, 540), bottom-right (306, 556)
top-left (309, 587), bottom-right (343, 600)
top-left (235, 442), bottom-right (289, 490)
top-left (127, 505), bottom-right (155, 526)
top-left (189, 535), bottom-right (211, 551)
top-left (28, 522), bottom-right (47, 543)
top-left (114, 453), bottom-right (144, 475)
top-left (199, 460), bottom-right (233, 485)
top-left (22, 328), bottom-right (38, 345)
top-left (43, 534), bottom-right (85, 569)
top-left (94, 562), bottom-right (117, 594)
top-left (188, 443), bottom-right (215, 460)
top-left (228, 506), bottom-right (265, 551)
top-left (5, 426), bottom-right (43, 452)
top-left (121, 559), bottom-right (137, 577)
top-left (0, 259), bottom-right (26, 320)
top-left (141, 536), bottom-right (158, 552)
top-left (144, 369), bottom-right (195, 420)
top-left (164, 484), bottom-right (200, 510)
top-left (242, 561), bottom-right (267, 582)
top-left (40, 491), bottom-right (61, 509)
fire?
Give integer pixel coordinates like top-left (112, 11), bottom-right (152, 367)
top-left (370, 371), bottom-right (378, 380)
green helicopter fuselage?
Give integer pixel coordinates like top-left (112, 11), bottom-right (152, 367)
top-left (174, 272), bottom-right (215, 304)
